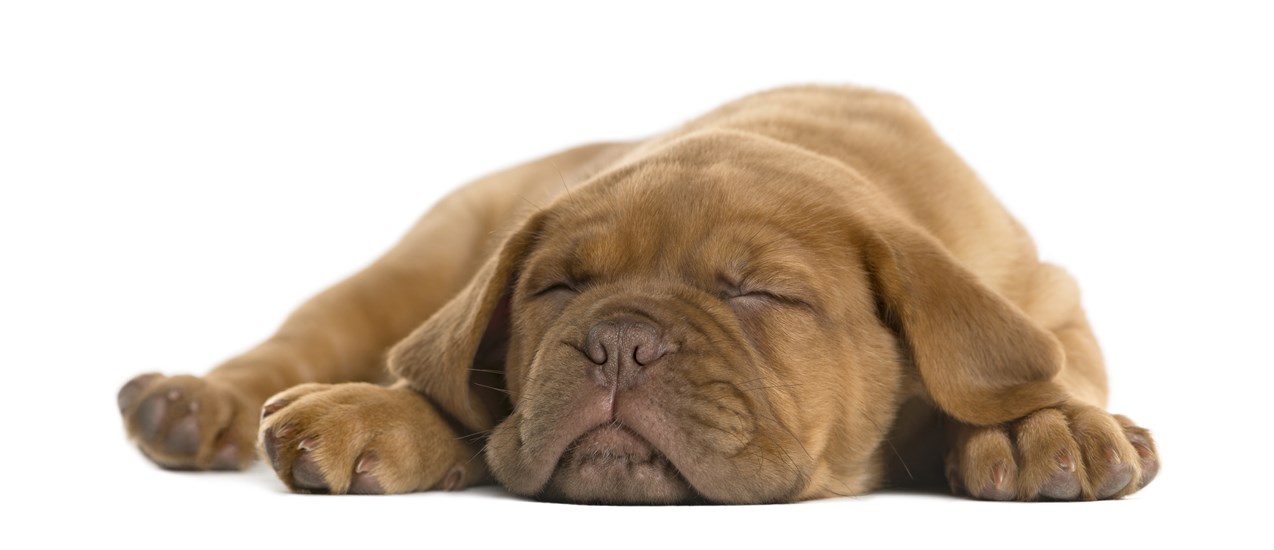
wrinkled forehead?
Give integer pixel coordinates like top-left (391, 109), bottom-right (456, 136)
top-left (529, 159), bottom-right (844, 289)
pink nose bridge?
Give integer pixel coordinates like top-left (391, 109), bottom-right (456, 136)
top-left (583, 317), bottom-right (671, 389)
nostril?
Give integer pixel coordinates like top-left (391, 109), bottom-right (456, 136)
top-left (632, 343), bottom-right (666, 366)
top-left (627, 322), bottom-right (668, 366)
top-left (586, 338), bottom-right (607, 365)
top-left (584, 323), bottom-right (612, 365)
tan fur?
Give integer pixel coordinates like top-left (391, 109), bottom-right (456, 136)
top-left (117, 85), bottom-right (1158, 502)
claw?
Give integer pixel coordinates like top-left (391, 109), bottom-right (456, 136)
top-left (355, 450), bottom-right (378, 474)
top-left (261, 399), bottom-right (289, 420)
top-left (1058, 450), bottom-right (1076, 472)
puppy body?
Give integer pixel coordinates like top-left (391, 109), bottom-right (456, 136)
top-left (118, 85), bottom-right (1156, 503)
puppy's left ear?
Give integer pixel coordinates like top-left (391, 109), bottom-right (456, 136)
top-left (857, 219), bottom-right (1070, 426)
top-left (387, 212), bottom-right (546, 433)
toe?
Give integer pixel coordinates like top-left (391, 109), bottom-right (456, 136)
top-left (441, 465), bottom-right (467, 492)
top-left (118, 373), bottom-right (162, 413)
top-left (136, 392), bottom-right (168, 441)
top-left (978, 461), bottom-right (1015, 501)
top-left (1114, 415), bottom-right (1159, 491)
top-left (1095, 447), bottom-right (1135, 499)
top-left (291, 444), bottom-right (329, 493)
top-left (164, 414), bottom-right (201, 456)
top-left (209, 443), bottom-right (241, 470)
top-left (1014, 408), bottom-right (1083, 500)
top-left (955, 426), bottom-right (1018, 501)
top-left (349, 472), bottom-right (384, 494)
top-left (1037, 450), bottom-right (1081, 500)
top-left (1128, 432), bottom-right (1159, 489)
top-left (349, 451), bottom-right (384, 494)
top-left (260, 383), bottom-right (334, 421)
top-left (1068, 406), bottom-right (1138, 499)
top-left (262, 423), bottom-right (294, 469)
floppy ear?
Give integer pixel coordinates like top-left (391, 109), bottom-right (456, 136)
top-left (387, 213), bottom-right (545, 433)
top-left (858, 220), bottom-right (1069, 426)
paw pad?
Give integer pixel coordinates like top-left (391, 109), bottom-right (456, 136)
top-left (118, 373), bottom-right (255, 471)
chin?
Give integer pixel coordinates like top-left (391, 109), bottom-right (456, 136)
top-left (538, 425), bottom-right (701, 505)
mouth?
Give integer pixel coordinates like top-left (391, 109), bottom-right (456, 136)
top-left (541, 424), bottom-right (700, 504)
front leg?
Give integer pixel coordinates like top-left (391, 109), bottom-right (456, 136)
top-left (115, 143), bottom-right (620, 473)
top-left (116, 192), bottom-right (493, 471)
top-left (945, 403), bottom-right (1159, 501)
top-left (258, 382), bottom-right (487, 494)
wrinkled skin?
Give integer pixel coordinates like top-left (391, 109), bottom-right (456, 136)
top-left (483, 152), bottom-right (906, 503)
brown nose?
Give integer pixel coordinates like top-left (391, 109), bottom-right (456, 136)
top-left (584, 318), bottom-right (669, 385)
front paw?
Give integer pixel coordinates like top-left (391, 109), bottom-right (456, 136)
top-left (117, 373), bottom-right (258, 470)
top-left (258, 383), bottom-right (484, 494)
top-left (946, 404), bottom-right (1159, 501)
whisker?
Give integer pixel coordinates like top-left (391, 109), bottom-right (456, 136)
top-left (463, 443), bottom-right (487, 466)
top-left (738, 383), bottom-right (805, 392)
top-left (518, 193), bottom-right (545, 212)
top-left (473, 382), bottom-right (509, 395)
top-left (886, 439), bottom-right (914, 481)
top-left (757, 411), bottom-right (814, 463)
top-left (772, 435), bottom-right (811, 492)
top-left (552, 160), bottom-right (575, 205)
top-left (456, 430), bottom-right (492, 441)
top-left (866, 415), bottom-right (914, 481)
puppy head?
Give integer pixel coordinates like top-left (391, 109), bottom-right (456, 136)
top-left (389, 131), bottom-right (1065, 504)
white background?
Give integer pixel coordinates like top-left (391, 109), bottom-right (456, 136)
top-left (2, 2), bottom-right (1271, 549)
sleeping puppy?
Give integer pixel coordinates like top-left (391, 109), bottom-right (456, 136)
top-left (116, 85), bottom-right (1159, 503)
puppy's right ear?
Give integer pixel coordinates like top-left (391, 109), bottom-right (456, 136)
top-left (387, 212), bottom-right (546, 433)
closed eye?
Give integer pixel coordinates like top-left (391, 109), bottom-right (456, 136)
top-left (719, 279), bottom-right (815, 312)
top-left (533, 282), bottom-right (580, 297)
top-left (721, 282), bottom-right (786, 304)
top-left (729, 290), bottom-right (776, 302)
top-left (729, 290), bottom-right (807, 308)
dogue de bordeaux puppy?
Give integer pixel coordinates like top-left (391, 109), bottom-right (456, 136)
top-left (117, 85), bottom-right (1159, 503)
